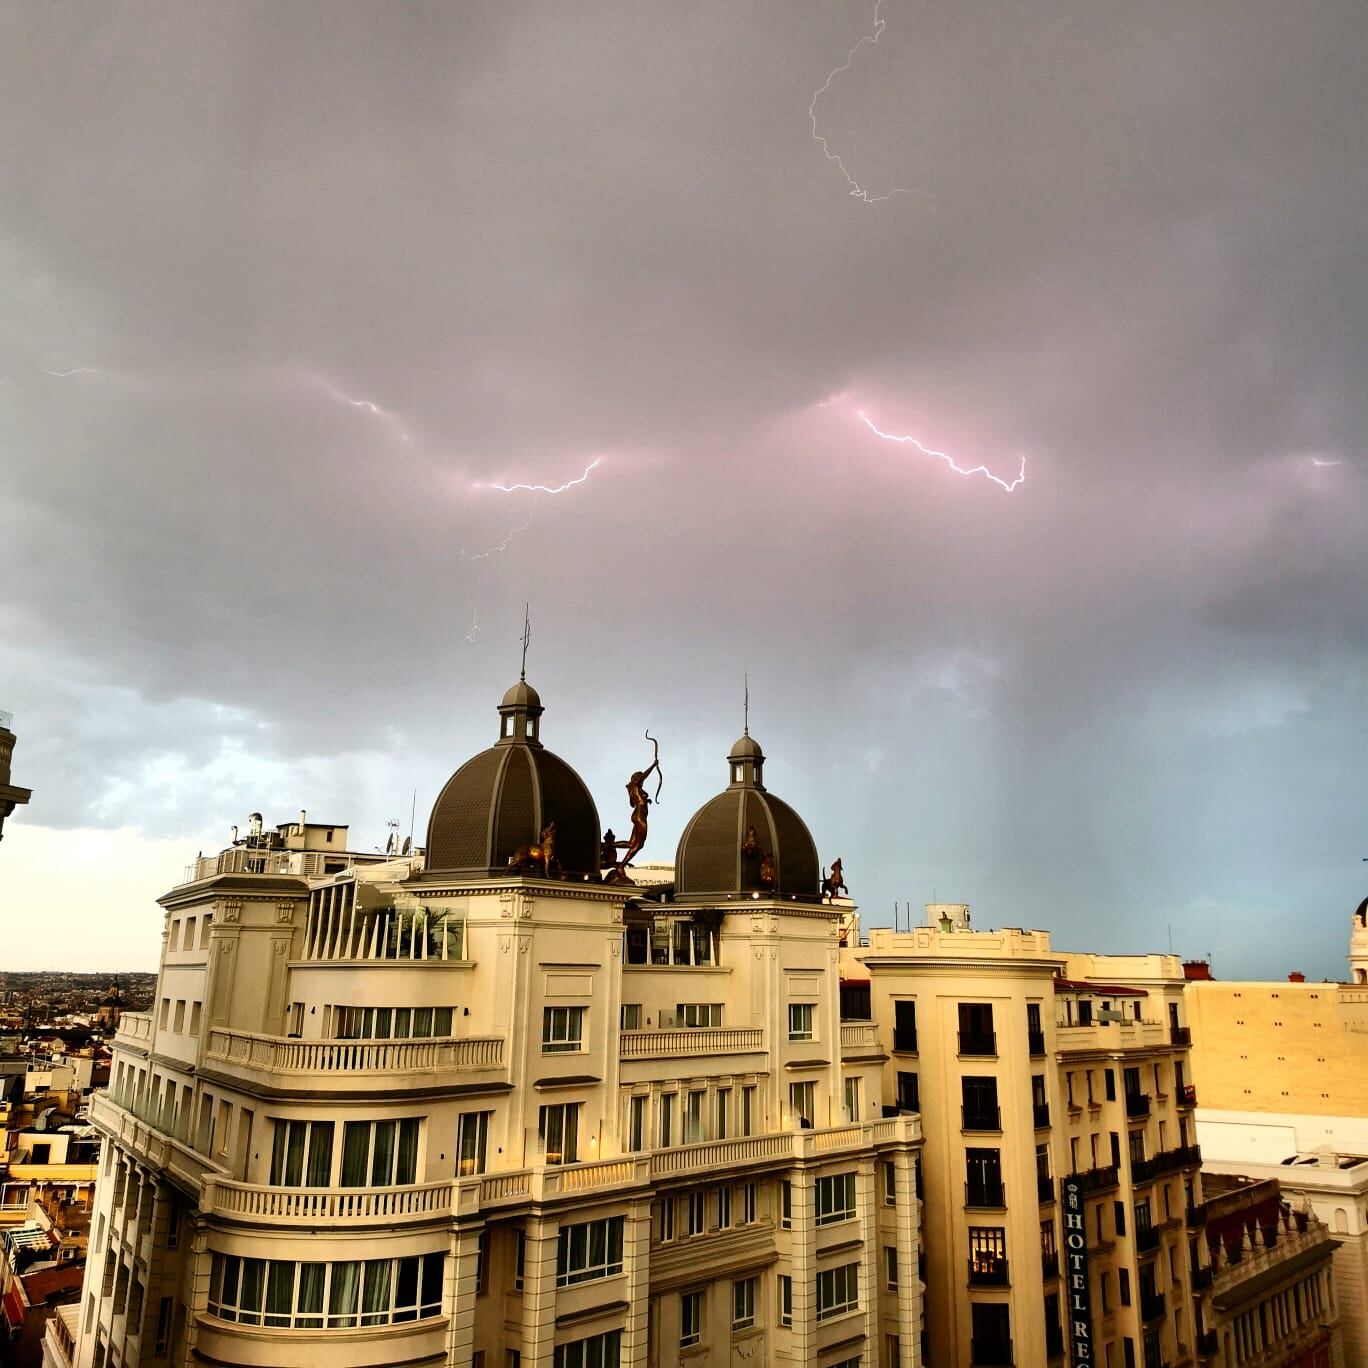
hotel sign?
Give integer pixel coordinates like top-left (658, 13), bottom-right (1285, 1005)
top-left (1062, 1176), bottom-right (1093, 1363)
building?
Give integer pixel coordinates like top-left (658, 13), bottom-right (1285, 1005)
top-left (1184, 906), bottom-right (1368, 1366)
top-left (0, 711), bottom-right (31, 845)
top-left (851, 909), bottom-right (1207, 1368)
top-left (70, 679), bottom-right (925, 1368)
top-left (1196, 1174), bottom-right (1342, 1368)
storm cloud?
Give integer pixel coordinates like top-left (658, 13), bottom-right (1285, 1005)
top-left (2, 0), bottom-right (1365, 975)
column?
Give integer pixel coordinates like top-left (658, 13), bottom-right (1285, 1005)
top-left (620, 1195), bottom-right (653, 1366)
top-left (445, 1224), bottom-right (484, 1365)
top-left (788, 1164), bottom-right (817, 1363)
top-left (892, 1147), bottom-right (923, 1366)
top-left (519, 1213), bottom-right (560, 1368)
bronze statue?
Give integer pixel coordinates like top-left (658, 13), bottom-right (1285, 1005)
top-left (602, 732), bottom-right (662, 884)
top-left (822, 858), bottom-right (849, 902)
top-left (508, 822), bottom-right (557, 878)
top-left (741, 824), bottom-right (760, 859)
top-left (759, 851), bottom-right (776, 889)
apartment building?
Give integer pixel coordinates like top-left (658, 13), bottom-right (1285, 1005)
top-left (852, 910), bottom-right (1208, 1368)
top-left (68, 679), bottom-right (924, 1368)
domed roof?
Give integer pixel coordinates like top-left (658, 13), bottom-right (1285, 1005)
top-left (674, 732), bottom-right (820, 900)
top-left (425, 679), bottom-right (600, 879)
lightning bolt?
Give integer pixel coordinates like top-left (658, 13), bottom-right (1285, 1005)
top-left (309, 374), bottom-right (413, 445)
top-left (809, 1), bottom-right (933, 207)
top-left (42, 366), bottom-right (101, 377)
top-left (464, 607), bottom-right (480, 643)
top-left (858, 411), bottom-right (1026, 492)
top-left (484, 457), bottom-right (602, 495)
top-left (1309, 457), bottom-right (1344, 468)
top-left (460, 498), bottom-right (540, 560)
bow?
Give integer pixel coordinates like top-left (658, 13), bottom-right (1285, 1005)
top-left (645, 729), bottom-right (663, 804)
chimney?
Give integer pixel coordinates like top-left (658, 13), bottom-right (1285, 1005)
top-left (1288, 971), bottom-right (1305, 983)
top-left (1182, 960), bottom-right (1212, 981)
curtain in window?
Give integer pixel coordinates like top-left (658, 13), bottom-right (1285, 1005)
top-left (396, 1118), bottom-right (419, 1184)
top-left (562, 1105), bottom-right (579, 1164)
top-left (371, 1121), bottom-right (397, 1184)
top-left (340, 1123), bottom-right (369, 1186)
top-left (264, 1262), bottom-right (295, 1326)
top-left (307, 1123), bottom-right (334, 1186)
top-left (284, 1121), bottom-right (306, 1186)
top-left (238, 1258), bottom-right (265, 1325)
top-left (328, 1262), bottom-right (360, 1328)
top-left (413, 1007), bottom-right (433, 1037)
top-left (435, 1006), bottom-right (453, 1035)
top-left (269, 1124), bottom-right (288, 1186)
top-left (360, 1260), bottom-right (392, 1326)
top-left (296, 1264), bottom-right (325, 1328)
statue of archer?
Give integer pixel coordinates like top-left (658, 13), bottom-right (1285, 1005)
top-left (602, 731), bottom-right (662, 884)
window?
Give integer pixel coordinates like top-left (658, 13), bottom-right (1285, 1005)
top-left (556, 1216), bottom-right (624, 1286)
top-left (788, 1003), bottom-right (814, 1041)
top-left (716, 1186), bottom-right (731, 1228)
top-left (189, 1001), bottom-right (202, 1037)
top-left (732, 1277), bottom-right (756, 1330)
top-left (958, 1002), bottom-right (995, 1054)
top-left (208, 1251), bottom-right (443, 1328)
top-left (716, 1088), bottom-right (730, 1139)
top-left (781, 1180), bottom-right (792, 1229)
top-left (627, 1095), bottom-right (646, 1153)
top-left (816, 1263), bottom-right (859, 1321)
top-left (660, 1093), bottom-right (675, 1147)
top-left (515, 1231), bottom-right (525, 1291)
top-left (741, 1086), bottom-right (755, 1136)
top-left (789, 1081), bottom-right (815, 1127)
top-left (962, 1076), bottom-right (1000, 1130)
top-left (687, 1191), bottom-right (705, 1236)
top-left (457, 1112), bottom-right (490, 1176)
top-left (476, 1229), bottom-right (490, 1295)
top-left (894, 999), bottom-right (917, 1052)
top-left (675, 1002), bottom-right (723, 1028)
top-left (741, 1182), bottom-right (756, 1224)
top-left (885, 1246), bottom-right (898, 1290)
top-left (339, 1119), bottom-right (419, 1186)
top-left (553, 1330), bottom-right (622, 1368)
top-left (158, 998), bottom-right (169, 1030)
top-left (1119, 1267), bottom-right (1131, 1307)
top-left (1027, 1001), bottom-right (1044, 1051)
top-left (972, 1304), bottom-right (1012, 1360)
top-left (620, 1004), bottom-right (642, 1030)
top-left (154, 1296), bottom-right (172, 1353)
top-left (657, 1198), bottom-right (675, 1243)
top-left (334, 1005), bottom-right (454, 1040)
top-left (966, 1148), bottom-right (1004, 1206)
top-left (896, 1071), bottom-right (919, 1111)
top-left (671, 920), bottom-right (718, 965)
top-left (884, 1161), bottom-right (897, 1206)
top-left (685, 1090), bottom-right (705, 1144)
top-left (269, 1120), bottom-right (335, 1187)
top-left (843, 1076), bottom-right (860, 1123)
top-left (816, 1173), bottom-right (856, 1226)
top-left (969, 1227), bottom-right (1008, 1283)
top-left (779, 1274), bottom-right (792, 1327)
top-left (680, 1290), bottom-right (703, 1347)
top-left (542, 1006), bottom-right (586, 1053)
top-left (840, 981), bottom-right (871, 1019)
top-left (1106, 1068), bottom-right (1117, 1102)
top-left (539, 1103), bottom-right (580, 1165)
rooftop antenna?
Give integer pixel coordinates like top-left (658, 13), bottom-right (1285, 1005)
top-left (519, 604), bottom-right (531, 681)
top-left (743, 673), bottom-right (750, 736)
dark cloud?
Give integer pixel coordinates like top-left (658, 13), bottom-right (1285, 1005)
top-left (2, 0), bottom-right (1366, 976)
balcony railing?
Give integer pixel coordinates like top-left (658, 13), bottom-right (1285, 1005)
top-left (971, 1339), bottom-right (1013, 1367)
top-left (1125, 1092), bottom-right (1152, 1119)
top-left (621, 1027), bottom-right (762, 1058)
top-left (962, 1106), bottom-right (1002, 1132)
top-left (1187, 1203), bottom-right (1208, 1229)
top-left (1135, 1225), bottom-right (1160, 1254)
top-left (968, 1258), bottom-right (1009, 1287)
top-left (840, 1022), bottom-right (880, 1052)
top-left (965, 1181), bottom-right (1006, 1209)
top-left (202, 1178), bottom-right (454, 1226)
top-left (114, 1011), bottom-right (154, 1046)
top-left (1169, 1025), bottom-right (1192, 1046)
top-left (1192, 1265), bottom-right (1213, 1290)
top-left (958, 1031), bottom-right (997, 1057)
top-left (1131, 1157), bottom-right (1156, 1184)
top-left (204, 1030), bottom-right (503, 1084)
top-left (1153, 1144), bottom-right (1201, 1176)
top-left (1070, 1165), bottom-right (1119, 1195)
top-left (1177, 1084), bottom-right (1197, 1108)
top-left (1033, 1102), bottom-right (1050, 1129)
top-left (1038, 1175), bottom-right (1055, 1204)
top-left (1140, 1290), bottom-right (1166, 1323)
top-left (1028, 1028), bottom-right (1046, 1057)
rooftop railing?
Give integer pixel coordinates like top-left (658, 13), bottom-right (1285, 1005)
top-left (620, 1027), bottom-right (762, 1059)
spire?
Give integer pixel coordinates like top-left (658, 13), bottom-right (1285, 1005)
top-left (519, 604), bottom-right (531, 682)
top-left (744, 673), bottom-right (749, 737)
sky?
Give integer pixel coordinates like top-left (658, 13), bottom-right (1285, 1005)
top-left (2, 1), bottom-right (1366, 978)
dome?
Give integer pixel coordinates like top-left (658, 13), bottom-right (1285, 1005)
top-left (674, 732), bottom-right (820, 899)
top-left (425, 680), bottom-right (600, 879)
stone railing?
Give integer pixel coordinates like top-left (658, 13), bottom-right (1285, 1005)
top-left (203, 1031), bottom-right (504, 1088)
top-left (620, 1027), bottom-right (762, 1059)
top-left (203, 1177), bottom-right (454, 1226)
top-left (1211, 1216), bottom-right (1334, 1295)
top-left (1055, 1019), bottom-right (1166, 1053)
top-left (840, 1022), bottom-right (880, 1051)
top-left (114, 1012), bottom-right (154, 1047)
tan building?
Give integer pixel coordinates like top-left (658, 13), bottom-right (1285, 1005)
top-left (67, 680), bottom-right (925, 1368)
top-left (1185, 908), bottom-right (1368, 1367)
top-left (852, 912), bottom-right (1207, 1368)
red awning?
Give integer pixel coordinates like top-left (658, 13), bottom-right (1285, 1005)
top-left (1052, 977), bottom-right (1148, 997)
top-left (2, 1285), bottom-right (26, 1331)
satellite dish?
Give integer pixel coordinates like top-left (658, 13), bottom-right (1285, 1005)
top-left (401, 837), bottom-right (412, 856)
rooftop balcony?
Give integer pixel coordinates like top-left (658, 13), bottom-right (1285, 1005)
top-left (620, 1027), bottom-right (762, 1059)
top-left (185, 846), bottom-right (328, 882)
top-left (88, 1091), bottom-right (224, 1192)
top-left (114, 1012), bottom-right (153, 1048)
top-left (202, 1029), bottom-right (505, 1096)
top-left (1055, 1018), bottom-right (1166, 1053)
top-left (202, 1176), bottom-right (454, 1228)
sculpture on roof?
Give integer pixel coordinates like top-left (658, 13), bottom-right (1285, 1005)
top-left (508, 822), bottom-right (557, 878)
top-left (602, 732), bottom-right (662, 884)
top-left (821, 859), bottom-right (849, 902)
